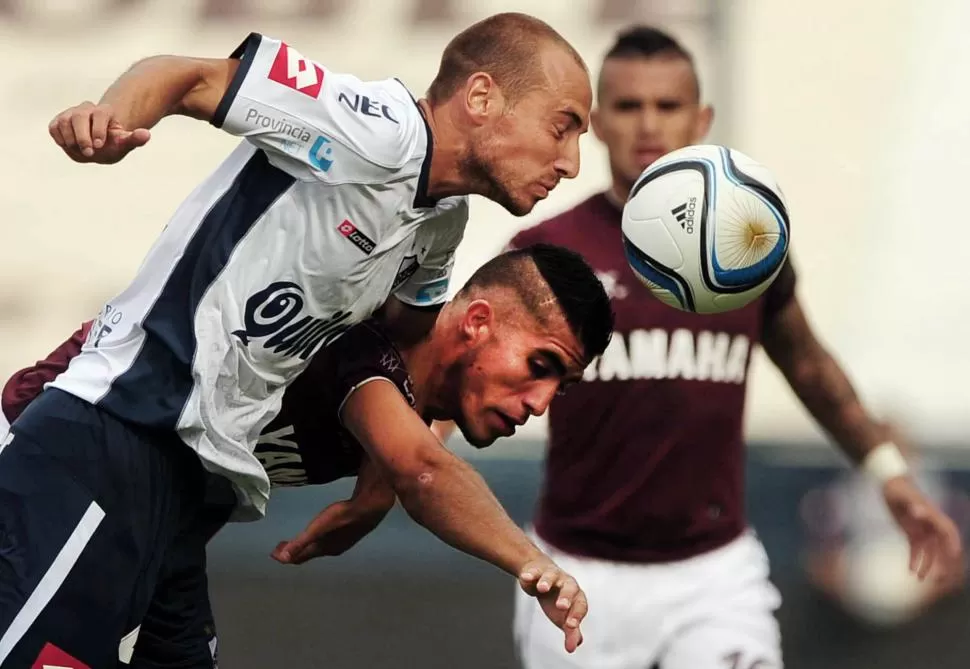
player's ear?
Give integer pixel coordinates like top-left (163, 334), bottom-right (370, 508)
top-left (590, 106), bottom-right (605, 142)
top-left (693, 104), bottom-right (714, 143)
top-left (460, 299), bottom-right (494, 344)
top-left (464, 72), bottom-right (503, 124)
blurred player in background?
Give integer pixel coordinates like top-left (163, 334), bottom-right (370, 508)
top-left (433, 25), bottom-right (963, 669)
top-left (0, 13), bottom-right (597, 668)
top-left (800, 417), bottom-right (969, 628)
top-left (2, 245), bottom-right (614, 667)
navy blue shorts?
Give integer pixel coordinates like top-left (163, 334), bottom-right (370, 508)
top-left (130, 477), bottom-right (235, 669)
top-left (0, 389), bottom-right (208, 669)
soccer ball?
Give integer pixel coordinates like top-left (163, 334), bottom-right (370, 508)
top-left (621, 145), bottom-right (790, 314)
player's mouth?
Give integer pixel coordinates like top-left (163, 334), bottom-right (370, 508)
top-left (634, 146), bottom-right (666, 169)
top-left (494, 411), bottom-right (521, 437)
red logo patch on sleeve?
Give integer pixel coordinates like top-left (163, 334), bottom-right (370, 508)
top-left (267, 43), bottom-right (325, 98)
top-left (31, 642), bottom-right (91, 669)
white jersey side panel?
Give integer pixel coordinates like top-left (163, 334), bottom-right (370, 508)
top-left (52, 32), bottom-right (470, 519)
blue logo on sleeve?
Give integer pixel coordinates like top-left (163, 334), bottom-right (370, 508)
top-left (414, 278), bottom-right (450, 305)
top-left (309, 136), bottom-right (334, 171)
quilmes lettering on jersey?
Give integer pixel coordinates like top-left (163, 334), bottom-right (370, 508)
top-left (51, 33), bottom-right (468, 520)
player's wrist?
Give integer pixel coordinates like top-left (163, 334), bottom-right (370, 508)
top-left (861, 441), bottom-right (910, 483)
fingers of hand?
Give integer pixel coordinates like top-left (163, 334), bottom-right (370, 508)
top-left (536, 566), bottom-right (563, 594)
top-left (555, 577), bottom-right (579, 611)
top-left (270, 541), bottom-right (293, 564)
top-left (563, 625), bottom-right (583, 654)
top-left (89, 106), bottom-right (111, 149)
top-left (565, 591), bottom-right (588, 630)
top-left (71, 111), bottom-right (96, 157)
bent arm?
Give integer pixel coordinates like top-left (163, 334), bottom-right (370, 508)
top-left (98, 56), bottom-right (239, 129)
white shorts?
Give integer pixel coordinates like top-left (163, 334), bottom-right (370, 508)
top-left (514, 529), bottom-right (783, 669)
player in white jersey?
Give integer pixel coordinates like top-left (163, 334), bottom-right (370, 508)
top-left (0, 13), bottom-right (596, 669)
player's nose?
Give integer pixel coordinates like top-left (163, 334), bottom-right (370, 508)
top-left (555, 138), bottom-right (581, 180)
top-left (639, 107), bottom-right (661, 135)
top-left (523, 382), bottom-right (560, 418)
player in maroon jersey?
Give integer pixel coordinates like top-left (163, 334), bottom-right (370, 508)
top-left (432, 26), bottom-right (963, 669)
top-left (1, 244), bottom-right (613, 668)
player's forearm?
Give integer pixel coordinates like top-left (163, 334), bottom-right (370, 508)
top-left (98, 56), bottom-right (209, 128)
top-left (789, 352), bottom-right (884, 465)
top-left (391, 453), bottom-right (543, 576)
top-left (314, 501), bottom-right (388, 555)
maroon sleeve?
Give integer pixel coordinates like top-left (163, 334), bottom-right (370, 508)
top-left (1, 321), bottom-right (93, 423)
top-left (322, 321), bottom-right (416, 415)
top-left (762, 258), bottom-right (797, 318)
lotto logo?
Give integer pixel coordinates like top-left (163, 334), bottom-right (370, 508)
top-left (268, 43), bottom-right (324, 98)
top-left (337, 220), bottom-right (376, 255)
top-left (31, 642), bottom-right (91, 669)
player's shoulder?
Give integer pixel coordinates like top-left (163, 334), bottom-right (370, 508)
top-left (511, 193), bottom-right (611, 249)
top-left (320, 74), bottom-right (426, 172)
top-left (305, 319), bottom-right (409, 389)
top-left (236, 32), bottom-right (426, 173)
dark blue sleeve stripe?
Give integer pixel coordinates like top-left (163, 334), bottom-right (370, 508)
top-left (211, 32), bottom-right (263, 129)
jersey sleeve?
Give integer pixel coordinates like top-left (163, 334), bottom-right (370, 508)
top-left (2, 321), bottom-right (92, 423)
top-left (210, 33), bottom-right (418, 180)
top-left (325, 322), bottom-right (416, 421)
top-left (393, 198), bottom-right (469, 308)
top-left (762, 257), bottom-right (797, 318)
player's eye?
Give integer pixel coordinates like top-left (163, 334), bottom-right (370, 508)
top-left (657, 99), bottom-right (684, 112)
top-left (528, 357), bottom-right (553, 379)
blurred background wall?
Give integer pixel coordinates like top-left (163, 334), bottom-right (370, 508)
top-left (3, 0), bottom-right (967, 446)
top-left (2, 1), bottom-right (969, 667)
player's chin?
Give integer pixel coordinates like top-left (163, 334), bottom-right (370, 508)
top-left (499, 191), bottom-right (540, 217)
top-left (464, 428), bottom-right (499, 449)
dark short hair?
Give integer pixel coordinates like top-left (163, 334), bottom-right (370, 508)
top-left (600, 25), bottom-right (700, 100)
top-left (460, 243), bottom-right (614, 360)
top-left (427, 12), bottom-right (586, 106)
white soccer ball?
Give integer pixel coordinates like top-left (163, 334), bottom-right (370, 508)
top-left (621, 145), bottom-right (791, 314)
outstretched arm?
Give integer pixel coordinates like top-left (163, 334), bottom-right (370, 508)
top-left (762, 296), bottom-right (882, 464)
top-left (763, 296), bottom-right (963, 581)
top-left (342, 379), bottom-right (587, 652)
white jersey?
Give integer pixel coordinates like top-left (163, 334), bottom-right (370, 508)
top-left (51, 32), bottom-right (468, 519)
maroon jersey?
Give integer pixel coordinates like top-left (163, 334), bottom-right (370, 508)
top-left (254, 319), bottom-right (415, 486)
top-left (1, 321), bottom-right (93, 423)
top-left (511, 193), bottom-right (796, 562)
top-left (2, 320), bottom-right (414, 488)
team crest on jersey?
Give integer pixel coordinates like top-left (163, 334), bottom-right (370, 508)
top-left (268, 43), bottom-right (324, 98)
top-left (232, 282), bottom-right (352, 360)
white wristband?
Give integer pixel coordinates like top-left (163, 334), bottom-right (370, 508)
top-left (861, 442), bottom-right (909, 483)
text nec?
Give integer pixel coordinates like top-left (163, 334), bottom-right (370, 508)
top-left (338, 92), bottom-right (399, 124)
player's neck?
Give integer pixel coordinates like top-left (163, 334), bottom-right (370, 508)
top-left (397, 332), bottom-right (440, 415)
top-left (417, 98), bottom-right (474, 200)
top-left (604, 184), bottom-right (628, 210)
